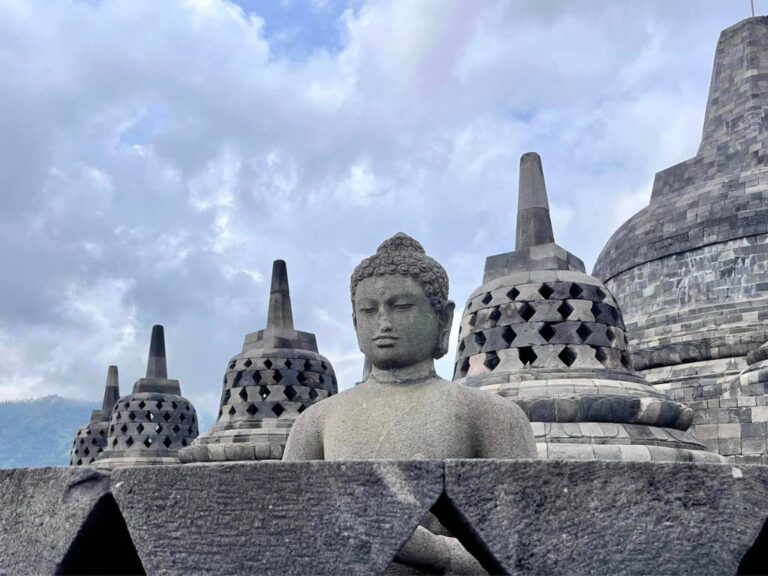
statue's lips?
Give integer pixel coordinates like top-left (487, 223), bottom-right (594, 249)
top-left (372, 336), bottom-right (398, 347)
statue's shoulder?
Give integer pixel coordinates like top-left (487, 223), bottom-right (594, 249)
top-left (454, 383), bottom-right (527, 418)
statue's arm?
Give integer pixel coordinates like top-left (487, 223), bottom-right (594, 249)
top-left (282, 403), bottom-right (326, 461)
top-left (473, 395), bottom-right (537, 459)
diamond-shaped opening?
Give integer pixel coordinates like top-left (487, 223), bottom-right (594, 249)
top-left (79, 438), bottom-right (85, 445)
top-left (181, 438), bottom-right (188, 447)
top-left (185, 403), bottom-right (191, 412)
top-left (154, 424), bottom-right (162, 433)
top-left (297, 372), bottom-right (307, 384)
top-left (284, 385), bottom-right (297, 400)
top-left (229, 361), bottom-right (237, 370)
top-left (559, 346), bottom-right (578, 367)
top-left (538, 284), bottom-right (554, 299)
top-left (91, 438), bottom-right (98, 445)
top-left (163, 436), bottom-right (172, 448)
top-left (146, 411), bottom-right (153, 421)
top-left (595, 287), bottom-right (607, 301)
top-left (481, 293), bottom-right (493, 305)
top-left (319, 375), bottom-right (326, 384)
top-left (138, 401), bottom-right (146, 409)
top-left (458, 340), bottom-right (466, 353)
top-left (606, 327), bottom-right (616, 344)
top-left (244, 358), bottom-right (253, 368)
top-left (76, 459), bottom-right (82, 465)
top-left (321, 361), bottom-right (328, 370)
top-left (246, 403), bottom-right (258, 415)
top-left (309, 388), bottom-right (318, 400)
top-left (85, 429), bottom-right (91, 436)
top-left (558, 302), bottom-right (574, 320)
top-left (120, 424), bottom-right (128, 433)
top-left (576, 324), bottom-right (593, 342)
top-left (179, 413), bottom-right (186, 422)
top-left (172, 401), bottom-right (178, 410)
top-left (272, 403), bottom-right (285, 417)
top-left (163, 411), bottom-right (171, 421)
top-left (468, 313), bottom-right (477, 327)
top-left (223, 389), bottom-right (231, 404)
top-left (595, 347), bottom-right (608, 365)
top-left (569, 283), bottom-right (584, 299)
top-left (507, 287), bottom-right (520, 301)
top-left (264, 359), bottom-right (273, 369)
top-left (128, 412), bottom-right (136, 421)
top-left (123, 401), bottom-right (130, 409)
top-left (115, 412), bottom-right (121, 421)
top-left (143, 437), bottom-right (152, 448)
top-left (155, 401), bottom-right (163, 410)
top-left (458, 356), bottom-right (471, 378)
top-left (285, 359), bottom-right (293, 369)
top-left (273, 371), bottom-right (283, 384)
top-left (298, 404), bottom-right (306, 413)
top-left (488, 307), bottom-right (501, 323)
top-left (620, 351), bottom-right (631, 369)
top-left (112, 438), bottom-right (118, 447)
top-left (259, 385), bottom-right (271, 400)
top-left (483, 352), bottom-right (500, 371)
top-left (173, 424), bottom-right (180, 433)
top-left (233, 372), bottom-right (243, 386)
top-left (474, 332), bottom-right (487, 348)
top-left (126, 437), bottom-right (134, 447)
top-left (83, 447), bottom-right (90, 456)
top-left (466, 301), bottom-right (473, 311)
top-left (136, 423), bottom-right (144, 434)
top-left (539, 324), bottom-right (556, 342)
top-left (518, 302), bottom-right (536, 322)
top-left (239, 387), bottom-right (248, 401)
top-left (228, 406), bottom-right (236, 416)
top-left (252, 371), bottom-right (262, 384)
top-left (519, 347), bottom-right (538, 366)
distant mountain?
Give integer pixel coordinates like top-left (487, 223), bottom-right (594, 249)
top-left (0, 396), bottom-right (97, 468)
top-left (0, 395), bottom-right (217, 469)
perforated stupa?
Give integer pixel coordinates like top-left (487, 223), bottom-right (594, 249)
top-left (453, 152), bottom-right (722, 462)
top-left (180, 260), bottom-right (337, 462)
top-left (97, 325), bottom-right (199, 468)
top-left (69, 365), bottom-right (120, 466)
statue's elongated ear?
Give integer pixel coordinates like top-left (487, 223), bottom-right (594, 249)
top-left (434, 300), bottom-right (456, 359)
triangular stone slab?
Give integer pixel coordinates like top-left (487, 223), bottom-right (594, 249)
top-left (0, 467), bottom-right (113, 574)
top-left (111, 461), bottom-right (443, 575)
top-left (444, 459), bottom-right (768, 575)
top-left (58, 493), bottom-right (145, 575)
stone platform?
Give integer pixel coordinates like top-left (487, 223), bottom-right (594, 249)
top-left (0, 460), bottom-right (766, 575)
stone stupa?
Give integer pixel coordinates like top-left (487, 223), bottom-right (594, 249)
top-left (453, 152), bottom-right (722, 462)
top-left (97, 325), bottom-right (199, 468)
top-left (180, 260), bottom-right (337, 462)
top-left (69, 365), bottom-right (120, 466)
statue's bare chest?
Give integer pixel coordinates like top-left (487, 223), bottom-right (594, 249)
top-left (322, 383), bottom-right (474, 460)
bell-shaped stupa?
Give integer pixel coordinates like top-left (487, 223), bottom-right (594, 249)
top-left (180, 260), bottom-right (337, 462)
top-left (453, 152), bottom-right (722, 462)
top-left (97, 325), bottom-right (199, 468)
top-left (69, 365), bottom-right (120, 466)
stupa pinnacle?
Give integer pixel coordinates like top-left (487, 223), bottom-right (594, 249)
top-left (453, 152), bottom-right (721, 462)
top-left (69, 365), bottom-right (120, 466)
top-left (97, 325), bottom-right (198, 468)
top-left (180, 260), bottom-right (337, 462)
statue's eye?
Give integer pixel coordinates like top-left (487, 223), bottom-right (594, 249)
top-left (393, 303), bottom-right (413, 310)
top-left (358, 306), bottom-right (376, 313)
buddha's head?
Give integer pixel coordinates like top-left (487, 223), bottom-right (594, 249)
top-left (350, 233), bottom-right (455, 370)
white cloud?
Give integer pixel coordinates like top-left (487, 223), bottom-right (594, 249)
top-left (0, 0), bottom-right (748, 420)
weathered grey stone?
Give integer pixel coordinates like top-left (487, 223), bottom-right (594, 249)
top-left (112, 461), bottom-right (443, 576)
top-left (70, 365), bottom-right (121, 466)
top-left (455, 153), bottom-right (712, 462)
top-left (285, 233), bottom-right (535, 573)
top-left (0, 466), bottom-right (142, 575)
top-left (98, 325), bottom-right (198, 468)
top-left (181, 260), bottom-right (337, 463)
top-left (444, 459), bottom-right (768, 575)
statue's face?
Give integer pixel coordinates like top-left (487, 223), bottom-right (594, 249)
top-left (353, 274), bottom-right (442, 370)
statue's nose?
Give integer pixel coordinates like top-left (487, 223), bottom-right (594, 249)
top-left (377, 310), bottom-right (393, 332)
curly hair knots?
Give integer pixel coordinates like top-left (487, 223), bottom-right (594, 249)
top-left (350, 232), bottom-right (449, 316)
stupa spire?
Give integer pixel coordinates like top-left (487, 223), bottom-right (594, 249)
top-left (516, 152), bottom-right (555, 250)
top-left (101, 365), bottom-right (120, 412)
top-left (267, 260), bottom-right (294, 331)
top-left (145, 324), bottom-right (168, 379)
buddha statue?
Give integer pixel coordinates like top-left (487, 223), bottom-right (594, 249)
top-left (284, 232), bottom-right (536, 573)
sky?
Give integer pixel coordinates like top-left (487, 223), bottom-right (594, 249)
top-left (0, 0), bottom-right (761, 423)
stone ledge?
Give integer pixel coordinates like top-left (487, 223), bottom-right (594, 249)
top-left (0, 460), bottom-right (766, 575)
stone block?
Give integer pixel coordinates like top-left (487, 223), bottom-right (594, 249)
top-left (751, 405), bottom-right (768, 422)
top-left (444, 460), bottom-right (768, 575)
top-left (0, 467), bottom-right (140, 575)
top-left (112, 461), bottom-right (443, 576)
